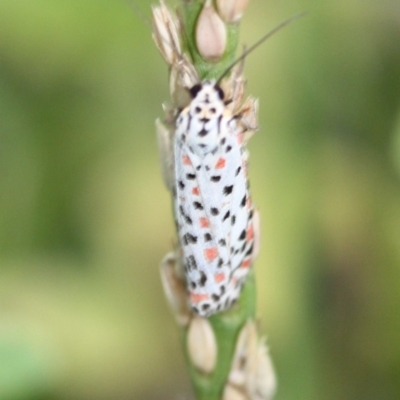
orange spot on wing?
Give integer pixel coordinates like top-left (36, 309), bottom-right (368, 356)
top-left (190, 292), bottom-right (209, 303)
top-left (215, 157), bottom-right (226, 169)
top-left (214, 273), bottom-right (225, 284)
top-left (200, 217), bottom-right (210, 228)
top-left (246, 226), bottom-right (254, 241)
top-left (241, 259), bottom-right (251, 268)
top-left (204, 247), bottom-right (218, 262)
top-left (182, 154), bottom-right (192, 165)
top-left (192, 187), bottom-right (200, 195)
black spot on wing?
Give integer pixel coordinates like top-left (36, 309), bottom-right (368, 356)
top-left (223, 185), bottom-right (234, 196)
top-left (199, 271), bottom-right (207, 287)
top-left (217, 115), bottom-right (222, 133)
top-left (186, 173), bottom-right (196, 180)
top-left (245, 243), bottom-right (254, 257)
top-left (188, 255), bottom-right (198, 270)
top-left (214, 84), bottom-right (224, 100)
top-left (190, 83), bottom-right (202, 98)
top-left (185, 233), bottom-right (198, 244)
top-left (193, 201), bottom-right (203, 210)
top-left (211, 176), bottom-right (221, 182)
top-left (241, 194), bottom-right (246, 207)
top-left (184, 215), bottom-right (193, 224)
top-left (198, 128), bottom-right (208, 136)
top-left (204, 233), bottom-right (212, 242)
top-left (222, 211), bottom-right (230, 221)
top-left (211, 293), bottom-right (220, 301)
top-left (210, 207), bottom-right (219, 216)
top-left (186, 114), bottom-right (192, 131)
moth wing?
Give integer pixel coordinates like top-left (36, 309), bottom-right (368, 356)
top-left (174, 141), bottom-right (236, 313)
top-left (195, 135), bottom-right (252, 272)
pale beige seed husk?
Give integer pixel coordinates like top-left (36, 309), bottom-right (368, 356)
top-left (223, 384), bottom-right (249, 400)
top-left (187, 316), bottom-right (217, 373)
top-left (228, 320), bottom-right (258, 387)
top-left (155, 119), bottom-right (174, 191)
top-left (169, 56), bottom-right (198, 107)
top-left (228, 321), bottom-right (277, 399)
top-left (152, 0), bottom-right (181, 65)
top-left (217, 0), bottom-right (250, 23)
top-left (247, 339), bottom-right (277, 400)
top-left (221, 66), bottom-right (246, 113)
top-left (160, 252), bottom-right (191, 326)
top-left (196, 0), bottom-right (227, 61)
top-left (240, 97), bottom-right (259, 142)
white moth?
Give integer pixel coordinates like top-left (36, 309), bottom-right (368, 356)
top-left (174, 81), bottom-right (256, 316)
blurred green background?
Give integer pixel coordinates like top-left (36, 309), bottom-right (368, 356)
top-left (1, 0), bottom-right (400, 399)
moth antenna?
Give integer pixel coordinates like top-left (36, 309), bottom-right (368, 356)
top-left (127, 0), bottom-right (152, 28)
top-left (216, 12), bottom-right (307, 85)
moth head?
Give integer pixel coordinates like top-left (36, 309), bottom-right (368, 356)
top-left (188, 81), bottom-right (226, 121)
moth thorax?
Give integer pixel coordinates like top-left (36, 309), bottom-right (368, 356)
top-left (186, 84), bottom-right (226, 156)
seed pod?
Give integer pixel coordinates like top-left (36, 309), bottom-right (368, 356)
top-left (216, 0), bottom-right (250, 23)
top-left (195, 0), bottom-right (227, 61)
top-left (228, 320), bottom-right (258, 387)
top-left (223, 383), bottom-right (249, 400)
top-left (247, 338), bottom-right (277, 400)
top-left (187, 316), bottom-right (217, 373)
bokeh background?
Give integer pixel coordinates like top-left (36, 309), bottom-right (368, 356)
top-left (1, 0), bottom-right (400, 399)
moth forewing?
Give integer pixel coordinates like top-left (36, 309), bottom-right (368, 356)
top-left (174, 82), bottom-right (256, 316)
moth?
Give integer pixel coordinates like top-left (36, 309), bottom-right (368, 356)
top-left (173, 80), bottom-right (256, 316)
